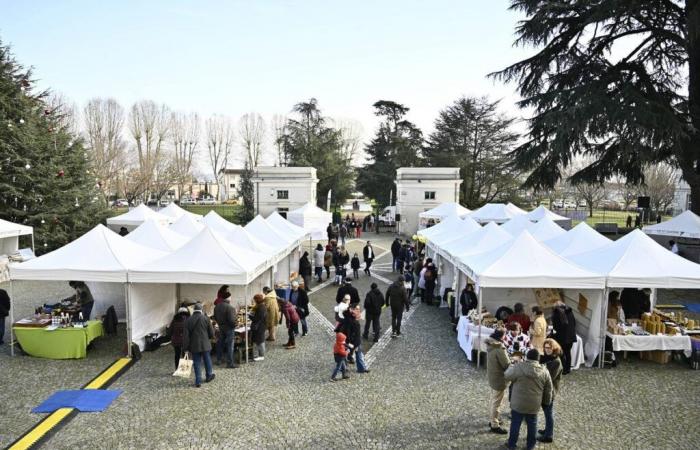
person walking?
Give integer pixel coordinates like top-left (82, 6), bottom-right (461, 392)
top-left (289, 281), bottom-right (310, 336)
top-left (251, 294), bottom-right (268, 361)
top-left (391, 238), bottom-right (401, 272)
top-left (323, 245), bottom-right (333, 280)
top-left (363, 283), bottom-right (384, 342)
top-left (356, 218), bottom-right (362, 238)
top-left (169, 307), bottom-right (190, 370)
top-left (280, 298), bottom-right (300, 349)
top-left (485, 327), bottom-right (510, 435)
top-left (339, 223), bottom-right (348, 246)
top-left (0, 288), bottom-right (10, 345)
top-left (299, 251), bottom-right (312, 292)
top-left (363, 241), bottom-right (375, 275)
top-left (213, 292), bottom-right (238, 368)
top-left (422, 262), bottom-right (437, 306)
top-left (313, 244), bottom-right (325, 283)
top-left (551, 301), bottom-right (576, 374)
top-left (530, 306), bottom-right (547, 354)
top-left (326, 223), bottom-right (334, 244)
top-left (183, 303), bottom-right (216, 387)
top-left (331, 331), bottom-right (350, 381)
top-left (385, 275), bottom-right (409, 337)
top-left (504, 349), bottom-right (553, 450)
top-left (538, 338), bottom-right (563, 444)
top-left (345, 304), bottom-right (369, 373)
top-left (351, 253), bottom-right (361, 279)
top-left (262, 287), bottom-right (280, 342)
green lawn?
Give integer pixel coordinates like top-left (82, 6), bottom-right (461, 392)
top-left (107, 204), bottom-right (243, 224)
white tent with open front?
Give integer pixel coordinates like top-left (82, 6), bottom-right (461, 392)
top-left (287, 202), bottom-right (332, 240)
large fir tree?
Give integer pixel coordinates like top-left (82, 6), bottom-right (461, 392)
top-left (356, 100), bottom-right (423, 206)
top-left (0, 40), bottom-right (107, 253)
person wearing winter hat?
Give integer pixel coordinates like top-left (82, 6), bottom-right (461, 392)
top-left (169, 306), bottom-right (190, 370)
top-left (485, 327), bottom-right (510, 434)
top-left (504, 348), bottom-right (553, 450)
top-left (184, 303), bottom-right (216, 387)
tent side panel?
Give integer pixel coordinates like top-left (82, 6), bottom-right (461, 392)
top-left (562, 289), bottom-right (602, 367)
top-left (129, 283), bottom-right (177, 349)
top-left (86, 282), bottom-right (128, 322)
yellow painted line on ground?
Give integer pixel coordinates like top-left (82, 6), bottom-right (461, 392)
top-left (7, 408), bottom-right (74, 450)
top-left (83, 358), bottom-right (132, 389)
top-left (6, 357), bottom-right (133, 450)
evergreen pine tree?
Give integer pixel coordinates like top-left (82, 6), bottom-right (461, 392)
top-left (238, 162), bottom-right (255, 223)
top-left (0, 40), bottom-right (108, 253)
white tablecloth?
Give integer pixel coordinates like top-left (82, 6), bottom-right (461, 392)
top-left (457, 316), bottom-right (585, 369)
top-left (607, 332), bottom-right (692, 355)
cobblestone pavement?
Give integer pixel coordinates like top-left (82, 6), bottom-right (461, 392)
top-left (1, 235), bottom-right (699, 449)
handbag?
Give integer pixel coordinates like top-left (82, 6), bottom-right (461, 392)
top-left (173, 352), bottom-right (193, 378)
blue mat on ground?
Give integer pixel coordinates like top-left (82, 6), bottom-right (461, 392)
top-left (685, 304), bottom-right (700, 314)
top-left (32, 390), bottom-right (122, 413)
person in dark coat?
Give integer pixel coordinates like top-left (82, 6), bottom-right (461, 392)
top-left (326, 223), bottom-right (334, 244)
top-left (299, 251), bottom-right (313, 292)
top-left (184, 303), bottom-right (216, 387)
top-left (363, 283), bottom-right (384, 342)
top-left (351, 253), bottom-right (361, 279)
top-left (551, 301), bottom-right (576, 375)
top-left (280, 299), bottom-right (300, 349)
top-left (459, 283), bottom-right (478, 316)
top-left (290, 281), bottom-right (310, 336)
top-left (385, 276), bottom-right (409, 337)
top-left (118, 226), bottom-right (129, 236)
top-left (214, 285), bottom-right (230, 306)
top-left (620, 288), bottom-right (644, 320)
top-left (422, 262), bottom-right (438, 305)
top-left (538, 338), bottom-right (564, 444)
top-left (0, 288), bottom-right (11, 345)
top-left (213, 293), bottom-right (238, 368)
top-left (251, 294), bottom-right (268, 361)
top-left (344, 305), bottom-right (369, 373)
top-left (169, 307), bottom-right (190, 369)
top-left (391, 238), bottom-right (401, 272)
top-left (336, 279), bottom-right (360, 305)
top-left (363, 241), bottom-right (375, 275)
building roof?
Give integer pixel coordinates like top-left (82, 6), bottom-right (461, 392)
top-left (396, 167), bottom-right (461, 180)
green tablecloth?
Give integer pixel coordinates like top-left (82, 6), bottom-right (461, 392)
top-left (13, 320), bottom-right (104, 359)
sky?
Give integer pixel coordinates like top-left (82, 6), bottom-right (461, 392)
top-left (1, 0), bottom-right (533, 174)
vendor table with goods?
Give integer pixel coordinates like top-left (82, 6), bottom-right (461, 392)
top-left (13, 318), bottom-right (104, 359)
top-left (606, 309), bottom-right (696, 359)
top-left (457, 316), bottom-right (585, 369)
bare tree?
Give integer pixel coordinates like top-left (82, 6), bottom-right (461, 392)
top-left (171, 112), bottom-right (200, 200)
top-left (270, 114), bottom-right (288, 166)
top-left (205, 115), bottom-right (235, 201)
top-left (641, 164), bottom-right (677, 215)
top-left (334, 119), bottom-right (364, 166)
top-left (239, 113), bottom-right (266, 168)
top-left (128, 100), bottom-right (171, 201)
top-left (613, 175), bottom-right (641, 211)
top-left (83, 98), bottom-right (127, 203)
top-left (574, 182), bottom-right (606, 217)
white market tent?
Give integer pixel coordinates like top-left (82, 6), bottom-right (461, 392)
top-left (528, 217), bottom-right (567, 242)
top-left (425, 216), bottom-right (481, 251)
top-left (245, 215), bottom-right (300, 283)
top-left (457, 231), bottom-right (606, 366)
top-left (469, 202), bottom-right (527, 224)
top-left (287, 202), bottom-right (332, 240)
top-left (0, 218), bottom-right (34, 255)
top-left (544, 222), bottom-right (611, 258)
top-left (266, 211), bottom-right (309, 242)
top-left (225, 224), bottom-right (279, 263)
top-left (169, 214), bottom-right (205, 238)
top-left (500, 214), bottom-right (535, 236)
top-left (201, 210), bottom-right (238, 234)
top-left (417, 214), bottom-right (464, 239)
top-left (106, 204), bottom-right (172, 232)
top-left (418, 202), bottom-right (471, 229)
top-left (9, 224), bottom-right (168, 356)
top-left (642, 210), bottom-right (700, 239)
top-left (526, 205), bottom-right (573, 229)
top-left (570, 229), bottom-right (700, 289)
top-left (158, 203), bottom-right (203, 221)
top-left (125, 218), bottom-right (190, 252)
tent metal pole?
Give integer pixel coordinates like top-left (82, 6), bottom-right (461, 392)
top-left (125, 282), bottom-right (132, 358)
top-left (476, 285), bottom-right (483, 368)
top-left (245, 284), bottom-right (249, 364)
top-left (599, 287), bottom-right (609, 369)
top-left (9, 280), bottom-right (15, 357)
top-left (31, 233), bottom-right (35, 253)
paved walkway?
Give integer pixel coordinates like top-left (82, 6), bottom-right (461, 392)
top-left (1, 235), bottom-right (699, 448)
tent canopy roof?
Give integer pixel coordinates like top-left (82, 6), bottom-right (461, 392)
top-left (201, 210), bottom-right (238, 234)
top-left (419, 202), bottom-right (471, 219)
top-left (0, 218), bottom-right (33, 238)
top-left (169, 214), bottom-right (205, 238)
top-left (500, 214), bottom-right (534, 236)
top-left (266, 212), bottom-right (308, 241)
top-left (10, 224), bottom-right (167, 282)
top-left (570, 229), bottom-right (700, 288)
top-left (106, 204), bottom-right (172, 227)
top-left (459, 230), bottom-right (605, 289)
top-left (225, 224), bottom-right (278, 257)
top-left (544, 222), bottom-right (610, 257)
top-left (125, 219), bottom-right (190, 252)
top-left (245, 215), bottom-right (294, 251)
top-left (288, 202), bottom-right (332, 219)
top-left (525, 205), bottom-right (570, 222)
top-left (642, 210), bottom-right (700, 239)
top-left (528, 217), bottom-right (567, 242)
top-left (445, 222), bottom-right (513, 259)
top-left (428, 216), bottom-right (482, 247)
top-left (418, 215), bottom-right (464, 238)
top-left (469, 202), bottom-right (527, 224)
top-left (129, 227), bottom-right (269, 285)
top-left (158, 203), bottom-right (202, 220)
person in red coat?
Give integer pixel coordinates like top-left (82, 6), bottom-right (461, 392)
top-left (331, 331), bottom-right (350, 381)
top-left (507, 303), bottom-right (531, 334)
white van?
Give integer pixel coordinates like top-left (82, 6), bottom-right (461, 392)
top-left (378, 206), bottom-right (396, 226)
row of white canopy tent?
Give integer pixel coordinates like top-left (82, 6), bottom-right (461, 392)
top-left (420, 206), bottom-right (700, 368)
top-left (0, 218), bottom-right (34, 256)
top-left (8, 210), bottom-right (309, 357)
top-left (106, 203), bottom-right (203, 232)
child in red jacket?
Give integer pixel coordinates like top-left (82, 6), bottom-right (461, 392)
top-left (332, 332), bottom-right (352, 381)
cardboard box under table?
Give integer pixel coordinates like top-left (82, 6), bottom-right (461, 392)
top-left (13, 320), bottom-right (104, 359)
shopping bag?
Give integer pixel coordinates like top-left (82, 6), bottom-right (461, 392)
top-left (173, 353), bottom-right (193, 378)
